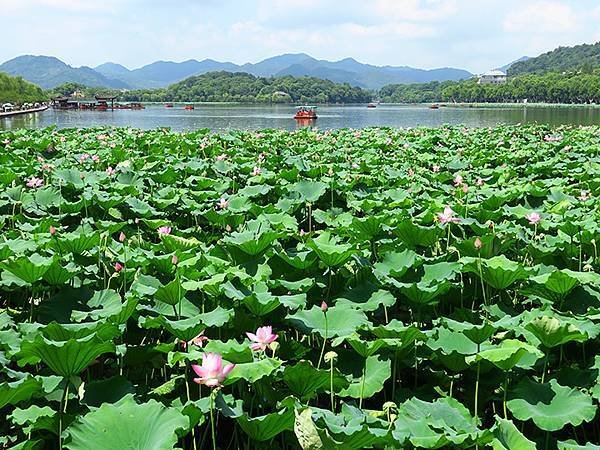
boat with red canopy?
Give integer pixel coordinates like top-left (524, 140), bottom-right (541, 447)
top-left (294, 106), bottom-right (317, 119)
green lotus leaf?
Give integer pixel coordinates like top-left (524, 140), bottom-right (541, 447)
top-left (283, 360), bottom-right (349, 400)
top-left (311, 403), bottom-right (393, 449)
top-left (507, 378), bottom-right (597, 431)
top-left (339, 355), bottom-right (391, 399)
top-left (335, 285), bottom-right (396, 312)
top-left (9, 404), bottom-right (57, 434)
top-left (42, 261), bottom-right (78, 285)
top-left (373, 249), bottom-right (421, 280)
top-left (557, 441), bottom-right (600, 450)
top-left (18, 334), bottom-right (115, 377)
top-left (277, 248), bottom-right (318, 270)
top-left (154, 277), bottom-right (187, 306)
top-left (160, 234), bottom-right (201, 252)
top-left (289, 180), bottom-right (328, 203)
top-left (203, 339), bottom-right (253, 364)
top-left (306, 232), bottom-right (355, 267)
top-left (342, 334), bottom-right (402, 358)
top-left (286, 305), bottom-right (369, 338)
top-left (462, 255), bottom-right (531, 290)
top-left (396, 220), bottom-right (442, 248)
top-left (525, 315), bottom-right (589, 348)
top-left (393, 397), bottom-right (481, 449)
top-left (65, 394), bottom-right (189, 450)
top-left (236, 406), bottom-right (294, 442)
top-left (223, 224), bottom-right (280, 256)
top-left (0, 376), bottom-right (45, 409)
top-left (467, 339), bottom-right (543, 371)
top-left (224, 357), bottom-right (281, 385)
top-left (54, 226), bottom-right (100, 254)
top-left (141, 306), bottom-right (233, 341)
top-left (370, 320), bottom-right (425, 344)
top-left (2, 253), bottom-right (54, 284)
top-left (81, 375), bottom-right (135, 407)
top-left (490, 416), bottom-right (536, 450)
top-left (442, 318), bottom-right (496, 345)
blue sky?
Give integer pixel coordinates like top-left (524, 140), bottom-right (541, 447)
top-left (2, 0), bottom-right (599, 72)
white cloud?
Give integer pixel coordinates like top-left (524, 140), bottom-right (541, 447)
top-left (373, 0), bottom-right (458, 21)
top-left (503, 1), bottom-right (577, 33)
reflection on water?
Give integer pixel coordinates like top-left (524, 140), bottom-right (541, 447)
top-left (1, 104), bottom-right (599, 132)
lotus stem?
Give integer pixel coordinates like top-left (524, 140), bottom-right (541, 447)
top-left (329, 357), bottom-right (335, 412)
top-left (317, 313), bottom-right (328, 369)
top-left (503, 373), bottom-right (508, 419)
top-left (210, 389), bottom-right (217, 450)
top-left (541, 351), bottom-right (549, 384)
top-left (359, 362), bottom-right (367, 409)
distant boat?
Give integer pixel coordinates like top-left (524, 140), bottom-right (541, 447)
top-left (367, 102), bottom-right (377, 108)
top-left (184, 104), bottom-right (195, 110)
top-left (295, 105), bottom-right (317, 119)
top-left (429, 104), bottom-right (440, 109)
top-left (165, 103), bottom-right (174, 108)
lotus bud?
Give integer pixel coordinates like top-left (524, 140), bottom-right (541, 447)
top-left (49, 225), bottom-right (56, 235)
top-left (321, 301), bottom-right (328, 312)
top-left (474, 237), bottom-right (482, 250)
top-left (225, 224), bottom-right (232, 232)
top-left (171, 254), bottom-right (178, 265)
top-left (118, 232), bottom-right (126, 242)
top-left (324, 351), bottom-right (338, 362)
top-left (114, 262), bottom-right (123, 272)
top-left (299, 229), bottom-right (305, 237)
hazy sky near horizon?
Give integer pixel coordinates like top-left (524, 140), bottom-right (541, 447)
top-left (2, 0), bottom-right (600, 72)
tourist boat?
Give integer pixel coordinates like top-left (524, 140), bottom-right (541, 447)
top-left (294, 106), bottom-right (317, 120)
top-left (367, 102), bottom-right (377, 108)
top-left (165, 103), bottom-right (174, 108)
top-left (429, 104), bottom-right (440, 109)
top-left (184, 104), bottom-right (195, 110)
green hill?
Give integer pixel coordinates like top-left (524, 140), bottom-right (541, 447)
top-left (0, 72), bottom-right (47, 103)
top-left (508, 42), bottom-right (600, 76)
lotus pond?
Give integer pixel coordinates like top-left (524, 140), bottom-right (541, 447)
top-left (0, 125), bottom-right (599, 450)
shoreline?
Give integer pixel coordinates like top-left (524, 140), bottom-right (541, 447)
top-left (0, 105), bottom-right (48, 118)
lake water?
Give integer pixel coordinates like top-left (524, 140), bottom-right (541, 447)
top-left (1, 104), bottom-right (599, 131)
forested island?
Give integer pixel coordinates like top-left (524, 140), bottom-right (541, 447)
top-left (49, 72), bottom-right (372, 104)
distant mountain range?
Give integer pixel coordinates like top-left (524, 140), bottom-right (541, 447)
top-left (0, 53), bottom-right (473, 90)
top-left (508, 41), bottom-right (600, 76)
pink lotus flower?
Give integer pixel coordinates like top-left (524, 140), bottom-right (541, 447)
top-left (216, 153), bottom-right (227, 161)
top-left (407, 168), bottom-right (415, 177)
top-left (437, 206), bottom-right (461, 225)
top-left (544, 134), bottom-right (562, 142)
top-left (49, 225), bottom-right (56, 235)
top-left (476, 178), bottom-right (484, 186)
top-left (96, 134), bottom-right (107, 141)
top-left (246, 326), bottom-right (278, 352)
top-left (109, 143), bottom-right (116, 148)
top-left (37, 156), bottom-right (44, 163)
top-left (258, 152), bottom-right (266, 161)
top-left (181, 331), bottom-right (208, 349)
top-left (580, 191), bottom-right (589, 202)
top-left (158, 226), bottom-right (171, 236)
top-left (453, 174), bottom-right (463, 186)
top-left (352, 162), bottom-right (359, 169)
top-left (328, 168), bottom-right (334, 177)
top-left (474, 237), bottom-right (482, 250)
top-left (106, 166), bottom-right (116, 176)
top-left (217, 198), bottom-right (229, 210)
top-left (251, 166), bottom-right (261, 176)
top-left (525, 212), bottom-right (541, 225)
top-left (114, 262), bottom-right (123, 272)
top-left (321, 301), bottom-right (328, 312)
top-left (26, 177), bottom-right (44, 188)
top-left (60, 136), bottom-right (66, 143)
top-left (432, 165), bottom-right (440, 173)
top-left (462, 184), bottom-right (469, 193)
top-left (191, 353), bottom-right (235, 387)
top-left (91, 155), bottom-right (100, 163)
top-left (78, 154), bottom-right (89, 163)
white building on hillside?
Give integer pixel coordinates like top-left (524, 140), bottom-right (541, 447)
top-left (478, 70), bottom-right (507, 85)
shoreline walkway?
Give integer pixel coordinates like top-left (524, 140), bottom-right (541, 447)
top-left (0, 105), bottom-right (49, 118)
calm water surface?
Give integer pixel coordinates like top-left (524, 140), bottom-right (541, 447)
top-left (1, 104), bottom-right (599, 131)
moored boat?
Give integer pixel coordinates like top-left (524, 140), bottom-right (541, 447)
top-left (165, 103), bottom-right (174, 108)
top-left (367, 102), bottom-right (377, 108)
top-left (429, 104), bottom-right (440, 109)
top-left (184, 104), bottom-right (195, 110)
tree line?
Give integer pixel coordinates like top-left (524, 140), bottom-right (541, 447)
top-left (0, 73), bottom-right (47, 104)
top-left (378, 70), bottom-right (600, 104)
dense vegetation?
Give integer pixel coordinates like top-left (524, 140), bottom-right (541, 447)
top-left (131, 71), bottom-right (372, 103)
top-left (508, 41), bottom-right (600, 76)
top-left (48, 72), bottom-right (372, 104)
top-left (0, 125), bottom-right (599, 449)
top-left (0, 73), bottom-right (47, 104)
top-left (379, 71), bottom-right (600, 104)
